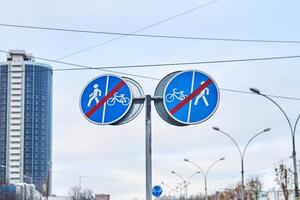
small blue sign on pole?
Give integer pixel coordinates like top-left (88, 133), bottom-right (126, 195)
top-left (163, 70), bottom-right (219, 125)
top-left (152, 185), bottom-right (163, 197)
top-left (80, 74), bottom-right (132, 125)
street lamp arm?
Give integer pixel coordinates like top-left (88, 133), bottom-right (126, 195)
top-left (161, 182), bottom-right (174, 191)
top-left (205, 158), bottom-right (225, 178)
top-left (187, 171), bottom-right (200, 183)
top-left (294, 114), bottom-right (300, 137)
top-left (171, 171), bottom-right (186, 183)
top-left (186, 160), bottom-right (205, 178)
top-left (218, 130), bottom-right (243, 159)
top-left (261, 94), bottom-right (294, 136)
top-left (242, 130), bottom-right (265, 159)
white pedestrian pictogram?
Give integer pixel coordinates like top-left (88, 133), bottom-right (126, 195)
top-left (166, 88), bottom-right (187, 102)
top-left (107, 92), bottom-right (130, 106)
top-left (87, 84), bottom-right (102, 107)
top-left (194, 81), bottom-right (209, 106)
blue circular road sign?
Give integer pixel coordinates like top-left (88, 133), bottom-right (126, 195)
top-left (80, 74), bottom-right (132, 125)
top-left (163, 70), bottom-right (219, 125)
top-left (152, 185), bottom-right (163, 197)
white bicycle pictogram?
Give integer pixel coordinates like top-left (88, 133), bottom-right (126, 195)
top-left (166, 88), bottom-right (187, 102)
top-left (107, 93), bottom-right (130, 106)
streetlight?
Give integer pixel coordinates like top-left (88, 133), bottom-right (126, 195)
top-left (161, 181), bottom-right (173, 190)
top-left (184, 157), bottom-right (225, 200)
top-left (171, 170), bottom-right (200, 199)
top-left (161, 181), bottom-right (177, 198)
top-left (250, 87), bottom-right (300, 200)
top-left (23, 175), bottom-right (33, 184)
top-left (0, 164), bottom-right (7, 184)
top-left (212, 126), bottom-right (271, 200)
top-left (173, 182), bottom-right (184, 198)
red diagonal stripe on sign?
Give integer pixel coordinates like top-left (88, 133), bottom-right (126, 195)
top-left (169, 79), bottom-right (213, 115)
top-left (85, 80), bottom-right (126, 118)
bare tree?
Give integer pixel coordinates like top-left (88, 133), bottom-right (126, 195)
top-left (216, 190), bottom-right (236, 200)
top-left (69, 186), bottom-right (82, 200)
top-left (246, 177), bottom-right (263, 200)
top-left (275, 164), bottom-right (293, 200)
top-left (68, 186), bottom-right (95, 200)
top-left (81, 189), bottom-right (94, 200)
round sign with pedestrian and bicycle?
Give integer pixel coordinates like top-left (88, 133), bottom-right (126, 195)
top-left (163, 70), bottom-right (219, 125)
top-left (155, 70), bottom-right (220, 126)
top-left (80, 74), bottom-right (133, 125)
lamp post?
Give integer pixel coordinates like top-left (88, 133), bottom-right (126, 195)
top-left (161, 181), bottom-right (177, 198)
top-left (250, 87), bottom-right (300, 200)
top-left (177, 182), bottom-right (185, 198)
top-left (184, 157), bottom-right (225, 200)
top-left (212, 126), bottom-right (271, 200)
top-left (23, 175), bottom-right (33, 184)
top-left (0, 164), bottom-right (7, 184)
top-left (171, 170), bottom-right (200, 199)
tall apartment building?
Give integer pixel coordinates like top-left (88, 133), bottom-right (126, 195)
top-left (0, 50), bottom-right (52, 194)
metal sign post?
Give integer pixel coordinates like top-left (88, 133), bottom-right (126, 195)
top-left (137, 95), bottom-right (163, 200)
top-left (145, 95), bottom-right (152, 200)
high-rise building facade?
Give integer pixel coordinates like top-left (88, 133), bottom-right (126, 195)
top-left (0, 50), bottom-right (52, 194)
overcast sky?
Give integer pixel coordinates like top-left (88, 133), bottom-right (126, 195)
top-left (1, 0), bottom-right (300, 199)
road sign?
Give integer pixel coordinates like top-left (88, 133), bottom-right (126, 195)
top-left (80, 74), bottom-right (132, 125)
top-left (152, 185), bottom-right (163, 197)
top-left (112, 77), bottom-right (145, 125)
top-left (156, 70), bottom-right (219, 125)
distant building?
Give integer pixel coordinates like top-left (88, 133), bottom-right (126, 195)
top-left (0, 50), bottom-right (53, 194)
top-left (95, 194), bottom-right (110, 200)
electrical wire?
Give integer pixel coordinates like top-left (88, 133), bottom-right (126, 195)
top-left (57, 0), bottom-right (222, 59)
top-left (1, 49), bottom-right (300, 101)
top-left (52, 171), bottom-right (143, 184)
top-left (1, 23), bottom-right (300, 44)
top-left (0, 50), bottom-right (159, 80)
top-left (2, 50), bottom-right (300, 71)
top-left (209, 156), bottom-right (292, 181)
top-left (59, 55), bottom-right (300, 70)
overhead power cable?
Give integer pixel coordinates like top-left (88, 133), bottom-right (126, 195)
top-left (0, 50), bottom-right (158, 80)
top-left (220, 89), bottom-right (300, 101)
top-left (58, 0), bottom-right (222, 59)
top-left (2, 50), bottom-right (300, 71)
top-left (1, 23), bottom-right (300, 44)
top-left (52, 171), bottom-right (143, 184)
top-left (63, 55), bottom-right (300, 70)
top-left (0, 50), bottom-right (300, 101)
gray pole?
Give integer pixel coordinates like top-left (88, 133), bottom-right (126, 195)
top-left (250, 88), bottom-right (299, 200)
top-left (292, 135), bottom-right (300, 200)
top-left (294, 114), bottom-right (300, 200)
top-left (185, 183), bottom-right (188, 199)
top-left (145, 95), bottom-right (152, 200)
top-left (241, 158), bottom-right (244, 200)
top-left (204, 178), bottom-right (208, 200)
top-left (79, 175), bottom-right (82, 188)
top-left (184, 158), bottom-right (225, 200)
top-left (213, 127), bottom-right (270, 200)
